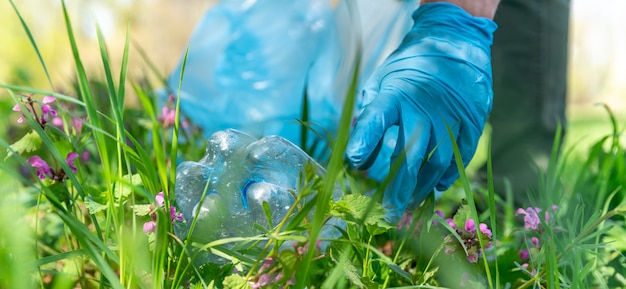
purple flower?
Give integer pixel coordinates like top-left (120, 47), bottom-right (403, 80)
top-left (12, 104), bottom-right (25, 123)
top-left (65, 152), bottom-right (78, 173)
top-left (252, 273), bottom-right (272, 289)
top-left (479, 223), bottom-right (492, 239)
top-left (72, 117), bottom-right (83, 134)
top-left (143, 192), bottom-right (183, 234)
top-left (446, 218), bottom-right (456, 229)
top-left (169, 206), bottom-right (183, 222)
top-left (467, 252), bottom-right (478, 263)
top-left (155, 192), bottom-right (165, 207)
top-left (465, 219), bottom-right (476, 233)
top-left (260, 257), bottom-right (274, 271)
top-left (444, 218), bottom-right (493, 263)
top-left (520, 249), bottom-right (529, 260)
top-left (40, 97), bottom-right (57, 125)
top-left (274, 272), bottom-right (295, 285)
top-left (516, 207), bottom-right (542, 230)
top-left (52, 117), bottom-right (64, 128)
top-left (81, 151), bottom-right (90, 162)
top-left (521, 263), bottom-right (537, 276)
top-left (28, 156), bottom-right (52, 180)
top-left (432, 210), bottom-right (445, 226)
top-left (143, 221), bottom-right (157, 233)
top-left (158, 106), bottom-right (177, 128)
top-left (52, 116), bottom-right (84, 135)
top-left (531, 236), bottom-right (539, 248)
top-left (42, 96), bottom-right (56, 104)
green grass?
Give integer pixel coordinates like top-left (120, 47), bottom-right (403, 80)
top-left (1, 1), bottom-right (626, 289)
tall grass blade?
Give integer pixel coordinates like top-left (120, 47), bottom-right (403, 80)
top-left (445, 123), bottom-right (493, 288)
top-left (294, 42), bottom-right (361, 288)
top-left (8, 0), bottom-right (55, 90)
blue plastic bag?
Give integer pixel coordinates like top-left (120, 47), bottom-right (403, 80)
top-left (166, 0), bottom-right (418, 166)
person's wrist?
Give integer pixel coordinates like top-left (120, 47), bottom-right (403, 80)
top-left (420, 0), bottom-right (499, 19)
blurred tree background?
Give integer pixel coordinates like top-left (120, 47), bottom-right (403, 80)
top-left (0, 0), bottom-right (216, 94)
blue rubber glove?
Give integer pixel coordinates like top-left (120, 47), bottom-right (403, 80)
top-left (345, 2), bottom-right (498, 223)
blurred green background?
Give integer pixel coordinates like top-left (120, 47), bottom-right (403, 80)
top-left (1, 0), bottom-right (625, 164)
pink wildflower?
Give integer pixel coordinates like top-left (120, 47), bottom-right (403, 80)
top-left (446, 218), bottom-right (456, 229)
top-left (520, 249), bottom-right (529, 260)
top-left (40, 98), bottom-right (57, 125)
top-left (467, 252), bottom-right (478, 263)
top-left (158, 106), bottom-right (177, 128)
top-left (531, 236), bottom-right (539, 248)
top-left (28, 156), bottom-right (52, 180)
top-left (479, 223), bottom-right (492, 238)
top-left (465, 219), bottom-right (476, 233)
top-left (52, 117), bottom-right (64, 128)
top-left (65, 152), bottom-right (78, 173)
top-left (143, 221), bottom-right (157, 233)
top-left (252, 273), bottom-right (272, 289)
top-left (12, 104), bottom-right (25, 123)
top-left (155, 192), bottom-right (165, 207)
top-left (516, 207), bottom-right (542, 230)
top-left (260, 257), bottom-right (274, 271)
top-left (169, 206), bottom-right (183, 222)
top-left (144, 192), bottom-right (183, 234)
top-left (42, 96), bottom-right (56, 104)
top-left (81, 151), bottom-right (90, 162)
top-left (72, 117), bottom-right (84, 135)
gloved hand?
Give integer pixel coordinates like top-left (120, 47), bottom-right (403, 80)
top-left (345, 2), bottom-right (498, 223)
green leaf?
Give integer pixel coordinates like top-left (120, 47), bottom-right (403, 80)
top-left (387, 263), bottom-right (413, 282)
top-left (222, 274), bottom-right (251, 289)
top-left (359, 276), bottom-right (379, 289)
top-left (342, 257), bottom-right (365, 289)
top-left (5, 130), bottom-right (42, 160)
top-left (278, 250), bottom-right (297, 281)
top-left (132, 204), bottom-right (153, 217)
top-left (47, 182), bottom-right (70, 203)
top-left (452, 199), bottom-right (472, 230)
top-left (84, 198), bottom-right (108, 214)
top-left (420, 266), bottom-right (439, 285)
top-left (113, 173), bottom-right (143, 199)
top-left (330, 194), bottom-right (393, 235)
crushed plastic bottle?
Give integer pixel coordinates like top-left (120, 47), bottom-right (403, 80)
top-left (174, 129), bottom-right (343, 262)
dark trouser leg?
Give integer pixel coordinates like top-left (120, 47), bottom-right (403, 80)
top-left (485, 0), bottom-right (570, 207)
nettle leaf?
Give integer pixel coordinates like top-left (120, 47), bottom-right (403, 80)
top-left (47, 182), bottom-right (70, 203)
top-left (222, 274), bottom-right (251, 289)
top-left (5, 130), bottom-right (42, 160)
top-left (113, 173), bottom-right (143, 199)
top-left (342, 257), bottom-right (365, 289)
top-left (85, 197), bottom-right (108, 214)
top-left (132, 204), bottom-right (153, 217)
top-left (452, 199), bottom-right (472, 230)
top-left (330, 194), bottom-right (393, 235)
top-left (359, 276), bottom-right (379, 289)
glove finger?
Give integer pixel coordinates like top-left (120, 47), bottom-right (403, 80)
top-left (409, 121), bottom-right (459, 208)
top-left (435, 124), bottom-right (482, 191)
top-left (346, 95), bottom-right (400, 170)
top-left (384, 115), bottom-right (431, 222)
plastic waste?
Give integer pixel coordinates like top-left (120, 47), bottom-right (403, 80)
top-left (174, 129), bottom-right (343, 262)
top-left (166, 0), bottom-right (418, 165)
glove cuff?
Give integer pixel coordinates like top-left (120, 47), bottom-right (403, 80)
top-left (411, 2), bottom-right (498, 48)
